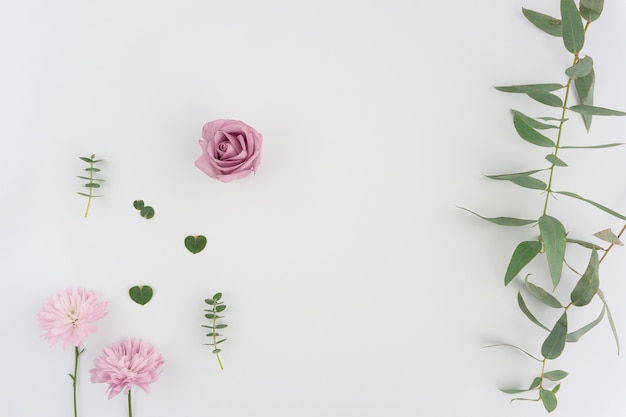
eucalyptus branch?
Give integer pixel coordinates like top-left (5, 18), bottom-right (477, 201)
top-left (77, 154), bottom-right (104, 218)
top-left (202, 292), bottom-right (227, 370)
top-left (466, 0), bottom-right (626, 412)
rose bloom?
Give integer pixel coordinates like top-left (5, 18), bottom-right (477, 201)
top-left (195, 119), bottom-right (263, 182)
top-left (90, 338), bottom-right (164, 399)
top-left (37, 288), bottom-right (108, 349)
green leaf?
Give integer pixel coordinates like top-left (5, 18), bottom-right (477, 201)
top-left (77, 176), bottom-right (104, 181)
top-left (212, 348), bottom-right (222, 354)
top-left (597, 289), bottom-right (619, 353)
top-left (140, 206), bottom-right (155, 219)
top-left (485, 173), bottom-right (547, 190)
top-left (129, 285), bottom-right (153, 305)
top-left (527, 92), bottom-right (564, 108)
top-left (594, 228), bottom-right (623, 246)
top-left (569, 104), bottom-right (626, 116)
top-left (529, 377), bottom-right (542, 390)
top-left (482, 343), bottom-right (542, 362)
top-left (205, 332), bottom-right (220, 337)
top-left (495, 83), bottom-right (564, 94)
top-left (544, 370), bottom-right (568, 381)
top-left (575, 69), bottom-right (595, 131)
top-left (458, 207), bottom-right (536, 226)
top-left (84, 183), bottom-right (101, 188)
top-left (566, 306), bottom-right (605, 342)
top-left (213, 292), bottom-right (222, 301)
top-left (566, 238), bottom-right (604, 250)
top-left (205, 313), bottom-right (217, 319)
top-left (215, 324), bottom-right (228, 329)
top-left (77, 192), bottom-right (91, 197)
top-left (518, 292), bottom-right (549, 331)
top-left (545, 154), bottom-right (567, 167)
top-left (215, 305), bottom-right (227, 312)
top-left (540, 389), bottom-right (558, 413)
top-left (554, 191), bottom-right (626, 221)
top-left (538, 216), bottom-right (567, 288)
top-left (525, 276), bottom-right (563, 308)
top-left (522, 8), bottom-right (562, 37)
top-left (216, 338), bottom-right (227, 344)
top-left (133, 200), bottom-right (145, 210)
top-left (512, 111), bottom-right (559, 130)
top-left (185, 235), bottom-right (207, 254)
top-left (204, 298), bottom-right (215, 305)
top-left (570, 249), bottom-right (599, 306)
top-left (565, 56), bottom-right (593, 78)
top-left (541, 312), bottom-right (568, 359)
top-left (561, 0), bottom-right (585, 54)
top-left (84, 167), bottom-right (101, 172)
top-left (504, 241), bottom-right (542, 285)
top-left (561, 143), bottom-right (623, 149)
top-left (513, 112), bottom-right (555, 147)
top-left (79, 156), bottom-right (94, 163)
top-left (552, 384), bottom-right (561, 394)
top-left (580, 0), bottom-right (604, 22)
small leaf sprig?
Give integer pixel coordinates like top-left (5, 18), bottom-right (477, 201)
top-left (202, 292), bottom-right (227, 370)
top-left (463, 0), bottom-right (626, 412)
top-left (77, 154), bottom-right (104, 218)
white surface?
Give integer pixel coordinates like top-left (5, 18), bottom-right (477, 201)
top-left (2, 0), bottom-right (626, 416)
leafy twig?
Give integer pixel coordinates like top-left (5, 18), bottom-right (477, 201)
top-left (77, 154), bottom-right (104, 218)
top-left (202, 292), bottom-right (227, 370)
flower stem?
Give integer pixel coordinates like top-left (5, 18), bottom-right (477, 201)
top-left (213, 307), bottom-right (224, 370)
top-left (72, 346), bottom-right (80, 417)
top-left (83, 159), bottom-right (94, 218)
top-left (128, 389), bottom-right (133, 417)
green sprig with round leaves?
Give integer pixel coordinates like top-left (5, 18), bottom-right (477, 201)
top-left (77, 154), bottom-right (104, 218)
top-left (202, 292), bottom-right (227, 370)
top-left (464, 0), bottom-right (626, 412)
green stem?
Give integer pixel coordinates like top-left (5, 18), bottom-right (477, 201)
top-left (213, 305), bottom-right (224, 370)
top-left (83, 159), bottom-right (94, 218)
top-left (128, 389), bottom-right (133, 417)
top-left (72, 346), bottom-right (80, 417)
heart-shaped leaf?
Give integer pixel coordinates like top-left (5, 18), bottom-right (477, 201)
top-left (129, 285), bottom-right (153, 305)
top-left (133, 200), bottom-right (145, 210)
top-left (185, 235), bottom-right (207, 254)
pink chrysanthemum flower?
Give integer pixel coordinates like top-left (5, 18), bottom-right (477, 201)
top-left (90, 338), bottom-right (164, 399)
top-left (37, 288), bottom-right (108, 349)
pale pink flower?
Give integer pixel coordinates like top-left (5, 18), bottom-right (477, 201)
top-left (37, 288), bottom-right (108, 349)
top-left (90, 338), bottom-right (164, 399)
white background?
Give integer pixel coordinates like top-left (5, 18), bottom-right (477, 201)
top-left (2, 0), bottom-right (626, 416)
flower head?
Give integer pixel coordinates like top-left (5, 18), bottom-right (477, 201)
top-left (90, 338), bottom-right (164, 399)
top-left (37, 288), bottom-right (108, 349)
top-left (195, 119), bottom-right (263, 182)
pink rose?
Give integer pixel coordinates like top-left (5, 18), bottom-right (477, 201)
top-left (194, 119), bottom-right (263, 182)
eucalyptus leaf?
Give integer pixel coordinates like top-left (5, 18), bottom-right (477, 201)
top-left (560, 0), bottom-right (585, 54)
top-left (79, 156), bottom-right (94, 163)
top-left (560, 143), bottom-right (623, 149)
top-left (570, 249), bottom-right (599, 307)
top-left (216, 324), bottom-right (228, 329)
top-left (540, 389), bottom-right (558, 413)
top-left (566, 238), bottom-right (604, 250)
top-left (525, 276), bottom-right (563, 308)
top-left (522, 8), bottom-right (562, 37)
top-left (543, 370), bottom-right (568, 381)
top-left (580, 0), bottom-right (604, 22)
top-left (215, 305), bottom-right (227, 312)
top-left (458, 207), bottom-right (536, 226)
top-left (485, 173), bottom-right (547, 190)
top-left (513, 112), bottom-right (556, 147)
top-left (518, 292), bottom-right (550, 331)
top-left (538, 216), bottom-right (567, 288)
top-left (566, 306), bottom-right (605, 342)
top-left (597, 289), bottom-right (619, 353)
top-left (512, 111), bottom-right (558, 130)
top-left (504, 241), bottom-right (542, 285)
top-left (575, 69), bottom-right (595, 131)
top-left (495, 83), bottom-right (564, 93)
top-left (84, 167), bottom-right (101, 172)
top-left (545, 154), bottom-right (567, 167)
top-left (84, 183), bottom-right (101, 188)
top-left (565, 56), bottom-right (593, 78)
top-left (554, 191), bottom-right (626, 220)
top-left (593, 228), bottom-right (623, 246)
top-left (541, 312), bottom-right (568, 359)
top-left (527, 91), bottom-right (564, 108)
top-left (213, 292), bottom-right (223, 301)
top-left (569, 104), bottom-right (626, 116)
